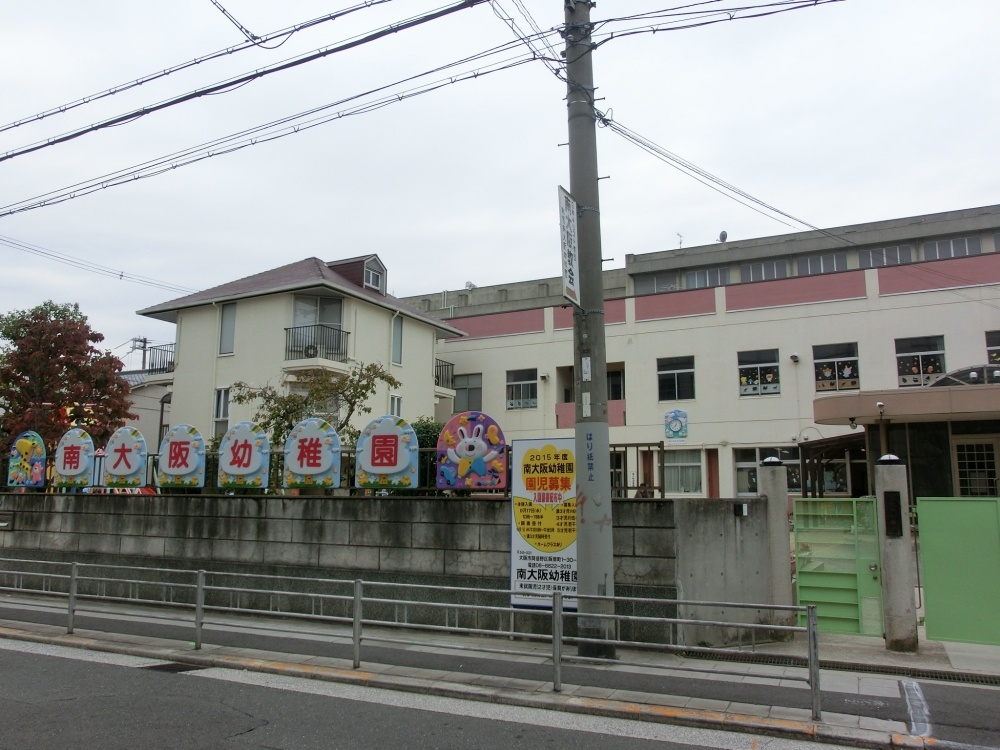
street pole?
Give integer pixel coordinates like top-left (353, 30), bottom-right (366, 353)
top-left (564, 0), bottom-right (615, 658)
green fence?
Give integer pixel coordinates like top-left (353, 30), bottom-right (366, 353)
top-left (794, 497), bottom-right (882, 635)
top-left (917, 496), bottom-right (1000, 646)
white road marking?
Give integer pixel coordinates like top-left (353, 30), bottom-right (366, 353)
top-left (901, 679), bottom-right (932, 738)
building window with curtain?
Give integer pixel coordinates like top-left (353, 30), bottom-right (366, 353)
top-left (391, 316), bottom-right (403, 365)
top-left (506, 369), bottom-right (537, 410)
top-left (214, 387), bottom-right (230, 439)
top-left (663, 449), bottom-right (702, 494)
top-left (219, 302), bottom-right (236, 355)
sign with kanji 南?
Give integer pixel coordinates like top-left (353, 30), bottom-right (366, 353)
top-left (53, 428), bottom-right (95, 488)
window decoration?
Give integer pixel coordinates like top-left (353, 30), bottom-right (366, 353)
top-left (896, 336), bottom-right (945, 386)
top-left (813, 343), bottom-right (859, 391)
top-left (738, 349), bottom-right (780, 395)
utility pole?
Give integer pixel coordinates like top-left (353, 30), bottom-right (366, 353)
top-left (564, 0), bottom-right (615, 658)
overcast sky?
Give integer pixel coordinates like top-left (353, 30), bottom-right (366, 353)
top-left (2, 0), bottom-right (998, 369)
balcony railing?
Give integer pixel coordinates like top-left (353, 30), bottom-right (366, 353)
top-left (145, 344), bottom-right (175, 374)
top-left (284, 324), bottom-right (349, 363)
top-left (435, 359), bottom-right (455, 389)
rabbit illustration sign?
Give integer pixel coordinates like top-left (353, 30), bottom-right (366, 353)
top-left (436, 412), bottom-right (507, 490)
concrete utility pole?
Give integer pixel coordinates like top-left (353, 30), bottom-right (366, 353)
top-left (564, 0), bottom-right (616, 658)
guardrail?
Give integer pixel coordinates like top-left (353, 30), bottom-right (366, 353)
top-left (0, 558), bottom-right (822, 719)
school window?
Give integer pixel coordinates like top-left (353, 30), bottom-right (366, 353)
top-left (813, 342), bottom-right (859, 392)
top-left (797, 253), bottom-right (847, 276)
top-left (685, 267), bottom-right (728, 289)
top-left (657, 356), bottom-right (695, 400)
top-left (735, 447), bottom-right (801, 495)
top-left (213, 388), bottom-right (230, 439)
top-left (663, 450), bottom-right (702, 494)
top-left (633, 271), bottom-right (678, 294)
top-left (859, 245), bottom-right (912, 268)
top-left (390, 395), bottom-right (402, 417)
top-left (454, 373), bottom-right (483, 413)
top-left (924, 236), bottom-right (981, 260)
top-left (738, 349), bottom-right (780, 396)
top-left (986, 331), bottom-right (1000, 366)
top-left (740, 260), bottom-right (787, 283)
top-left (391, 316), bottom-right (403, 364)
top-left (896, 336), bottom-right (946, 387)
top-left (218, 302), bottom-right (236, 355)
top-left (607, 369), bottom-right (625, 400)
top-left (506, 369), bottom-right (537, 410)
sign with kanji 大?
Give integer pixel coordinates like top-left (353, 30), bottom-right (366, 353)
top-left (436, 411), bottom-right (507, 490)
top-left (104, 426), bottom-right (148, 488)
top-left (218, 421), bottom-right (269, 489)
top-left (283, 418), bottom-right (341, 489)
top-left (53, 428), bottom-right (95, 488)
top-left (355, 415), bottom-right (418, 490)
top-left (7, 431), bottom-right (46, 488)
top-left (157, 424), bottom-right (206, 489)
top-left (510, 438), bottom-right (577, 608)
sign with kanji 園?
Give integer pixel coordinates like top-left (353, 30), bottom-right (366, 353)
top-left (157, 424), bottom-right (206, 489)
top-left (53, 428), bottom-right (95, 488)
top-left (7, 431), bottom-right (46, 488)
top-left (355, 415), bottom-right (419, 490)
top-left (436, 411), bottom-right (507, 490)
top-left (104, 426), bottom-right (148, 488)
top-left (283, 418), bottom-right (341, 489)
top-left (510, 438), bottom-right (578, 608)
top-left (218, 421), bottom-right (270, 489)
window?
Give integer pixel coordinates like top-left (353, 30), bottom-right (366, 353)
top-left (657, 356), bottom-right (695, 400)
top-left (685, 267), bottom-right (728, 289)
top-left (896, 336), bottom-right (945, 386)
top-left (813, 342), bottom-right (859, 391)
top-left (735, 447), bottom-right (801, 495)
top-left (634, 272), bottom-right (678, 295)
top-left (391, 316), bottom-right (403, 365)
top-left (213, 388), bottom-right (230, 439)
top-left (663, 449), bottom-right (702, 493)
top-left (860, 245), bottom-right (912, 268)
top-left (289, 383), bottom-right (341, 425)
top-left (924, 236), bottom-right (981, 260)
top-left (506, 369), bottom-right (537, 410)
top-left (390, 395), bottom-right (402, 417)
top-left (294, 295), bottom-right (342, 327)
top-left (740, 260), bottom-right (787, 283)
top-left (988, 331), bottom-right (1000, 367)
top-left (364, 264), bottom-right (383, 292)
top-left (953, 440), bottom-right (998, 496)
top-left (797, 253), bottom-right (847, 276)
top-left (738, 349), bottom-right (780, 395)
top-left (607, 369), bottom-right (624, 400)
top-left (454, 373), bottom-right (482, 412)
top-left (219, 302), bottom-right (236, 355)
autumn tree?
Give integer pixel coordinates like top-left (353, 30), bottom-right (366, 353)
top-left (230, 363), bottom-right (401, 449)
top-left (0, 302), bottom-right (136, 449)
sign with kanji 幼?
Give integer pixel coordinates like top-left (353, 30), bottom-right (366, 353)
top-left (510, 438), bottom-right (577, 608)
top-left (157, 424), bottom-right (206, 489)
top-left (558, 186), bottom-right (580, 307)
top-left (53, 428), bottom-right (95, 488)
top-left (104, 426), bottom-right (147, 488)
top-left (283, 418), bottom-right (341, 489)
top-left (218, 421), bottom-right (270, 489)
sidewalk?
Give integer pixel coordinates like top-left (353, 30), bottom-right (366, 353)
top-left (1, 600), bottom-right (997, 750)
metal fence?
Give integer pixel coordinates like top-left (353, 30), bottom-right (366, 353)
top-left (0, 557), bottom-right (822, 719)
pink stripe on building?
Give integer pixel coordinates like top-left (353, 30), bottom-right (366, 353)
top-left (878, 254), bottom-right (1000, 295)
top-left (443, 309), bottom-right (545, 340)
top-left (634, 289), bottom-right (715, 321)
top-left (726, 271), bottom-right (866, 311)
top-left (554, 298), bottom-right (626, 329)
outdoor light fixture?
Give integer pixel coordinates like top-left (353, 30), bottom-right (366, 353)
top-left (877, 401), bottom-right (885, 418)
top-left (849, 417), bottom-right (858, 430)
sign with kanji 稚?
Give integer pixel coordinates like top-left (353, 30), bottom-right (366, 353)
top-left (283, 418), bottom-right (341, 489)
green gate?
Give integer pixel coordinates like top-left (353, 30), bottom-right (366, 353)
top-left (917, 497), bottom-right (1000, 645)
top-left (794, 497), bottom-right (883, 635)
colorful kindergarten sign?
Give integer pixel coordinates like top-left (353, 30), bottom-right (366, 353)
top-left (436, 411), bottom-right (507, 490)
top-left (355, 415), bottom-right (418, 490)
top-left (283, 418), bottom-right (341, 489)
top-left (7, 431), bottom-right (46, 488)
top-left (218, 421), bottom-right (270, 489)
top-left (157, 424), bottom-right (206, 489)
top-left (104, 426), bottom-right (148, 488)
top-left (53, 428), bottom-right (96, 488)
top-left (509, 438), bottom-right (578, 608)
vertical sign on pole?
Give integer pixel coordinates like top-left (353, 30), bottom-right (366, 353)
top-left (559, 186), bottom-right (580, 307)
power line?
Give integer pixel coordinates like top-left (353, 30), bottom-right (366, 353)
top-left (0, 0), bottom-right (398, 136)
top-left (0, 0), bottom-right (491, 166)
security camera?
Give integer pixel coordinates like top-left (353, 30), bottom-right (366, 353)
top-left (876, 401), bottom-right (885, 412)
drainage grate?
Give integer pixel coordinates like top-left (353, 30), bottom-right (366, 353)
top-left (141, 662), bottom-right (208, 674)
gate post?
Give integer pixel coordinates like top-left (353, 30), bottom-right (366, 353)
top-left (759, 457), bottom-right (794, 627)
top-left (875, 455), bottom-right (918, 652)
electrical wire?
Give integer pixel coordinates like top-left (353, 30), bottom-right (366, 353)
top-left (0, 0), bottom-right (491, 165)
top-left (0, 0), bottom-right (398, 135)
top-left (0, 234), bottom-right (198, 294)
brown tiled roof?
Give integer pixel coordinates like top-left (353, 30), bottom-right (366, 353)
top-left (137, 257), bottom-right (464, 337)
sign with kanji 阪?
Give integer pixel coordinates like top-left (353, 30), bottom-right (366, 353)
top-left (157, 424), bottom-right (206, 489)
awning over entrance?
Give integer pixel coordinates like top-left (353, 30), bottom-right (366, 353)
top-left (814, 383), bottom-right (1000, 427)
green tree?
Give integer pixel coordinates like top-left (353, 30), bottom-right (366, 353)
top-left (230, 363), bottom-right (401, 450)
top-left (0, 302), bottom-right (135, 449)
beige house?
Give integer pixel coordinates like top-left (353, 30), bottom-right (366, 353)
top-left (135, 255), bottom-right (463, 443)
